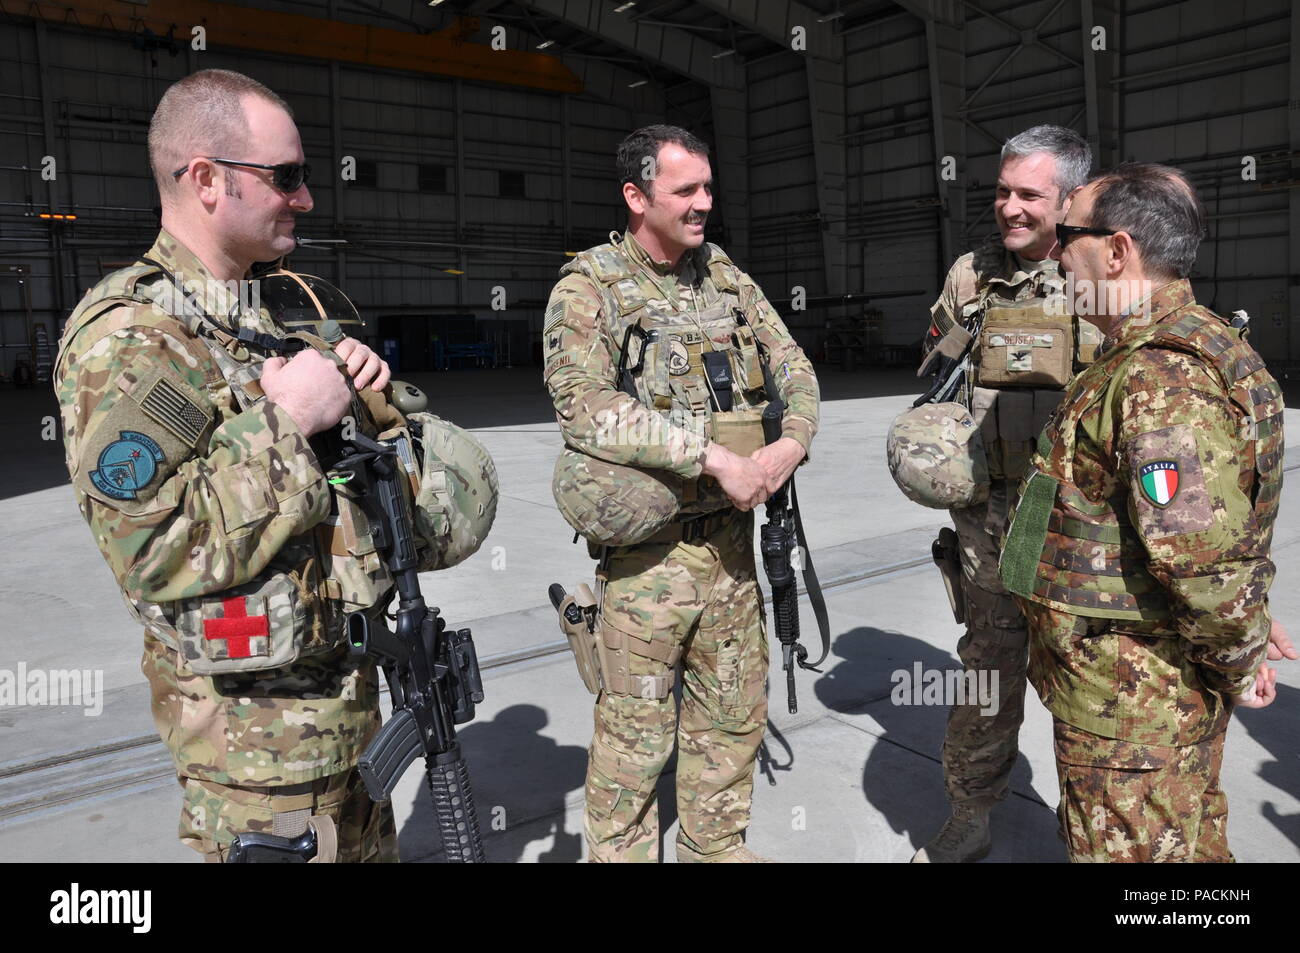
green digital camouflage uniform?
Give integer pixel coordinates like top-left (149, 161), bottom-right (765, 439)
top-left (544, 231), bottom-right (819, 862)
top-left (54, 231), bottom-right (398, 862)
top-left (925, 240), bottom-right (1071, 807)
top-left (1000, 279), bottom-right (1282, 862)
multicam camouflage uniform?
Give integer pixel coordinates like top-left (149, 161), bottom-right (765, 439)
top-left (1000, 279), bottom-right (1283, 862)
top-left (925, 240), bottom-right (1076, 808)
top-left (544, 231), bottom-right (818, 862)
top-left (54, 231), bottom-right (399, 862)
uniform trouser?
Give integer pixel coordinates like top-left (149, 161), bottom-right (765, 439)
top-left (584, 511), bottom-right (768, 863)
top-left (1053, 720), bottom-right (1232, 863)
top-left (178, 768), bottom-right (399, 863)
top-left (944, 480), bottom-right (1029, 806)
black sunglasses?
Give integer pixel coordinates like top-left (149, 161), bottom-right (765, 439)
top-left (172, 158), bottom-right (311, 193)
top-left (1056, 223), bottom-right (1116, 248)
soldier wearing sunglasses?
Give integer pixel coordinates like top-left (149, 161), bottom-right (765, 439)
top-left (1001, 162), bottom-right (1294, 861)
top-left (54, 69), bottom-right (400, 862)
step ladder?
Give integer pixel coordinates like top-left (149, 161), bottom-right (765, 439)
top-left (31, 321), bottom-right (52, 384)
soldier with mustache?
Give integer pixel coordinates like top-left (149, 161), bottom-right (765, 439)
top-left (543, 125), bottom-right (819, 862)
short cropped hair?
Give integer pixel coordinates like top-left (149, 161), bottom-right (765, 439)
top-left (148, 69), bottom-right (293, 200)
top-left (616, 125), bottom-right (709, 200)
top-left (1001, 124), bottom-right (1092, 206)
top-left (1087, 162), bottom-right (1205, 279)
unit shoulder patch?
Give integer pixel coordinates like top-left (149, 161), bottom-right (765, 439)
top-left (90, 431), bottom-right (166, 501)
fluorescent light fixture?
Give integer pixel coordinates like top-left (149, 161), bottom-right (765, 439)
top-left (816, 11), bottom-right (843, 21)
top-left (614, 2), bottom-right (636, 12)
top-left (628, 79), bottom-right (648, 88)
top-left (537, 39), bottom-right (554, 49)
top-left (712, 48), bottom-right (735, 59)
top-left (427, 0), bottom-right (445, 6)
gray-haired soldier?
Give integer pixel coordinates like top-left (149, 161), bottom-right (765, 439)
top-left (894, 125), bottom-right (1098, 862)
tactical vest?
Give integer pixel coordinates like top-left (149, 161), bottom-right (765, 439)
top-left (1000, 307), bottom-right (1283, 620)
top-left (949, 252), bottom-right (1102, 482)
top-left (561, 237), bottom-right (770, 516)
top-left (56, 260), bottom-right (409, 675)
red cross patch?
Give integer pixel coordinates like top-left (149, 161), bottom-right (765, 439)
top-left (202, 596), bottom-right (269, 659)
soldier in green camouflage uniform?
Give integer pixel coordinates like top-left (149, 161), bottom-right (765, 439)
top-left (912, 127), bottom-right (1096, 863)
top-left (1001, 163), bottom-right (1284, 862)
top-left (544, 126), bottom-right (818, 862)
top-left (54, 71), bottom-right (400, 862)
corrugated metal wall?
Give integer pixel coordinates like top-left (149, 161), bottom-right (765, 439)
top-left (0, 0), bottom-right (1294, 377)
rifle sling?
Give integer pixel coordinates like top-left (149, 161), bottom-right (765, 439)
top-left (790, 478), bottom-right (830, 669)
top-left (741, 312), bottom-right (830, 671)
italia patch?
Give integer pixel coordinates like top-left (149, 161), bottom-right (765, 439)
top-left (90, 431), bottom-right (165, 501)
top-left (1139, 460), bottom-right (1179, 507)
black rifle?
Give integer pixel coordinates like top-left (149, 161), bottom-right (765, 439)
top-left (912, 312), bottom-right (985, 408)
top-left (758, 400), bottom-right (830, 713)
top-left (332, 431), bottom-right (487, 863)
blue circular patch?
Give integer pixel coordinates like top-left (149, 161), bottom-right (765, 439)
top-left (91, 431), bottom-right (166, 501)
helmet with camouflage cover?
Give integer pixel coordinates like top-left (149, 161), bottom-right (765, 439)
top-left (886, 401), bottom-right (990, 509)
top-left (406, 412), bottom-right (499, 570)
top-left (552, 448), bottom-right (680, 546)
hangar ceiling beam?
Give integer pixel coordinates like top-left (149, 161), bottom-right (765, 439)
top-left (468, 0), bottom-right (666, 116)
top-left (514, 0), bottom-right (745, 89)
top-left (890, 0), bottom-right (961, 29)
top-left (10, 0), bottom-right (583, 93)
top-left (690, 0), bottom-right (842, 62)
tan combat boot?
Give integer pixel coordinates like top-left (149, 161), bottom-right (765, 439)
top-left (678, 844), bottom-right (777, 863)
top-left (910, 802), bottom-right (992, 863)
top-left (712, 846), bottom-right (776, 863)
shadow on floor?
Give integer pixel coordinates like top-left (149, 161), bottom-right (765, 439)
top-left (1235, 679), bottom-right (1300, 852)
top-left (397, 703), bottom-right (588, 863)
top-left (813, 625), bottom-right (1061, 862)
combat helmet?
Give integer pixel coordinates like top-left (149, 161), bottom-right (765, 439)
top-left (407, 412), bottom-right (499, 570)
top-left (886, 401), bottom-right (990, 509)
top-left (552, 448), bottom-right (680, 546)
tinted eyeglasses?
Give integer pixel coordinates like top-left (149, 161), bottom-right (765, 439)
top-left (1056, 223), bottom-right (1115, 248)
top-left (172, 158), bottom-right (311, 193)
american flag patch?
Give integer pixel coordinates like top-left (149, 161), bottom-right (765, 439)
top-left (139, 377), bottom-right (211, 446)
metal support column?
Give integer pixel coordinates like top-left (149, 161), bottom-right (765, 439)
top-left (1080, 0), bottom-right (1119, 168)
top-left (34, 22), bottom-right (66, 319)
top-left (1289, 1), bottom-right (1300, 362)
top-left (561, 93), bottom-right (572, 247)
top-left (806, 55), bottom-right (846, 293)
top-left (710, 85), bottom-right (749, 266)
top-left (453, 78), bottom-right (467, 306)
top-left (924, 12), bottom-right (966, 264)
top-left (329, 59), bottom-right (347, 290)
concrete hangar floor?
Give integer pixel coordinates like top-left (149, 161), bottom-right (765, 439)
top-left (1, 366), bottom-right (1297, 862)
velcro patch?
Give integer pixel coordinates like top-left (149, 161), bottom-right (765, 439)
top-left (544, 352), bottom-right (575, 380)
top-left (137, 375), bottom-right (211, 447)
top-left (990, 332), bottom-right (1055, 348)
top-left (1128, 426), bottom-right (1214, 540)
top-left (90, 431), bottom-right (165, 501)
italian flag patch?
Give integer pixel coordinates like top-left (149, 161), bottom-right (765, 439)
top-left (1139, 461), bottom-right (1180, 507)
